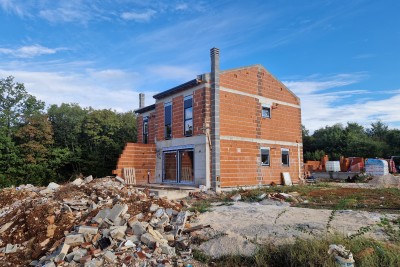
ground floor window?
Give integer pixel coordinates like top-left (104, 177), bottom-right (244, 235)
top-left (260, 147), bottom-right (270, 166)
top-left (163, 149), bottom-right (194, 183)
top-left (281, 148), bottom-right (289, 166)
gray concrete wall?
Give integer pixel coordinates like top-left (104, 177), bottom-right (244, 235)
top-left (155, 135), bottom-right (209, 187)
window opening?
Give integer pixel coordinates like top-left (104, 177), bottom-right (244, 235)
top-left (184, 95), bottom-right (193, 136)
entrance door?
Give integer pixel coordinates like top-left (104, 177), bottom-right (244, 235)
top-left (162, 149), bottom-right (194, 184)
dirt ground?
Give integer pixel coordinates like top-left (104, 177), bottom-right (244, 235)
top-left (194, 201), bottom-right (399, 258)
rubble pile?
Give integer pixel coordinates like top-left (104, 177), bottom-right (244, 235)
top-left (0, 177), bottom-right (204, 267)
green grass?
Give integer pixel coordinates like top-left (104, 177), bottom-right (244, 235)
top-left (188, 200), bottom-right (212, 213)
top-left (194, 234), bottom-right (400, 267)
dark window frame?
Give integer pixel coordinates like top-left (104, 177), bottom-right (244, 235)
top-left (262, 105), bottom-right (271, 119)
top-left (143, 116), bottom-right (149, 144)
top-left (260, 147), bottom-right (270, 166)
top-left (164, 102), bottom-right (172, 139)
top-left (184, 95), bottom-right (193, 136)
top-left (281, 148), bottom-right (290, 166)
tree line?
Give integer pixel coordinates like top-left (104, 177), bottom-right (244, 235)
top-left (303, 121), bottom-right (400, 162)
top-left (0, 76), bottom-right (136, 187)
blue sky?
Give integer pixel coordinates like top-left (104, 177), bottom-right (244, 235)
top-left (0, 0), bottom-right (399, 132)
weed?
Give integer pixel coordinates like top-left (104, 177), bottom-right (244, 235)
top-left (188, 200), bottom-right (212, 213)
top-left (274, 209), bottom-right (287, 224)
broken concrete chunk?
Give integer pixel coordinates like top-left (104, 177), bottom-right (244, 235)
top-left (64, 234), bottom-right (85, 246)
top-left (84, 175), bottom-right (93, 183)
top-left (93, 208), bottom-right (110, 224)
top-left (54, 243), bottom-right (70, 262)
top-left (47, 182), bottom-right (60, 190)
top-left (71, 178), bottom-right (84, 186)
top-left (109, 226), bottom-right (127, 240)
top-left (140, 233), bottom-right (157, 249)
top-left (130, 221), bottom-right (146, 236)
top-left (5, 244), bottom-right (17, 254)
top-left (78, 226), bottom-right (98, 235)
top-left (0, 221), bottom-right (13, 234)
top-left (125, 235), bottom-right (139, 243)
top-left (149, 203), bottom-right (159, 212)
top-left (154, 208), bottom-right (165, 218)
top-left (106, 204), bottom-right (128, 222)
top-left (115, 176), bottom-right (125, 184)
top-left (160, 243), bottom-right (176, 256)
top-left (124, 240), bottom-right (135, 248)
top-left (230, 194), bottom-right (242, 202)
top-left (104, 251), bottom-right (117, 263)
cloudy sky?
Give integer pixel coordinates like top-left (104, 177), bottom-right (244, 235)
top-left (0, 0), bottom-right (399, 132)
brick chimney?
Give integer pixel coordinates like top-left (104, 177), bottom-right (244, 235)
top-left (210, 47), bottom-right (221, 192)
top-left (139, 93), bottom-right (145, 108)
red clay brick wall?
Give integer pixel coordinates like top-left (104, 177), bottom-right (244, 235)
top-left (113, 143), bottom-right (156, 184)
top-left (148, 111), bottom-right (155, 144)
top-left (137, 115), bottom-right (143, 144)
top-left (155, 102), bottom-right (164, 141)
top-left (193, 87), bottom-right (210, 135)
top-left (172, 96), bottom-right (184, 138)
top-left (220, 66), bottom-right (299, 105)
top-left (219, 65), bottom-right (303, 187)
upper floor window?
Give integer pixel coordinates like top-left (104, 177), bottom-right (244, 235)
top-left (262, 104), bottom-right (271, 118)
top-left (184, 95), bottom-right (193, 136)
top-left (260, 147), bottom-right (270, 166)
top-left (281, 148), bottom-right (289, 166)
top-left (143, 116), bottom-right (149, 144)
top-left (164, 102), bottom-right (172, 139)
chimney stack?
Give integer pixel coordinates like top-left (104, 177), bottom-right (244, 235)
top-left (210, 47), bottom-right (221, 192)
top-left (139, 93), bottom-right (145, 108)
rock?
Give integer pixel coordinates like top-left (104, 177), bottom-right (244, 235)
top-left (71, 178), bottom-right (84, 186)
top-left (130, 221), bottom-right (146, 236)
top-left (104, 251), bottom-right (117, 263)
top-left (230, 194), bottom-right (241, 202)
top-left (106, 204), bottom-right (128, 223)
top-left (46, 224), bottom-right (57, 238)
top-left (64, 234), bottom-right (85, 246)
top-left (154, 208), bottom-right (165, 218)
top-left (0, 221), bottom-right (13, 234)
top-left (149, 203), bottom-right (159, 212)
top-left (5, 244), bottom-right (17, 254)
top-left (115, 176), bottom-right (125, 184)
top-left (257, 193), bottom-right (267, 200)
top-left (125, 235), bottom-right (139, 243)
top-left (78, 226), bottom-right (99, 235)
top-left (46, 215), bottom-right (55, 224)
top-left (140, 233), bottom-right (157, 249)
top-left (124, 240), bottom-right (135, 248)
top-left (160, 243), bottom-right (176, 256)
top-left (109, 226), bottom-right (127, 240)
top-left (47, 182), bottom-right (60, 190)
top-left (84, 175), bottom-right (93, 183)
top-left (54, 243), bottom-right (70, 262)
top-left (93, 208), bottom-right (110, 224)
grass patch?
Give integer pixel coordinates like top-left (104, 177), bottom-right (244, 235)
top-left (197, 235), bottom-right (400, 267)
top-left (188, 200), bottom-right (212, 213)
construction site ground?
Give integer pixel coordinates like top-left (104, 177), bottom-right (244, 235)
top-left (0, 174), bottom-right (399, 266)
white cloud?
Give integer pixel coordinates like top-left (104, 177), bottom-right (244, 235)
top-left (175, 3), bottom-right (188, 10)
top-left (146, 65), bottom-right (199, 81)
top-left (0, 67), bottom-right (157, 112)
top-left (0, 45), bottom-right (59, 58)
top-left (0, 0), bottom-right (26, 17)
top-left (121, 9), bottom-right (156, 22)
top-left (284, 74), bottom-right (400, 132)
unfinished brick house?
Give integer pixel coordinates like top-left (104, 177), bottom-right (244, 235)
top-left (114, 48), bottom-right (303, 191)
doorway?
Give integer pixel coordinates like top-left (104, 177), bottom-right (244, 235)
top-left (163, 149), bottom-right (194, 184)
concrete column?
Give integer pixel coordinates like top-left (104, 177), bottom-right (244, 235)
top-left (210, 47), bottom-right (221, 192)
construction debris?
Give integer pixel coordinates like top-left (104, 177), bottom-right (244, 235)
top-left (0, 176), bottom-right (205, 266)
